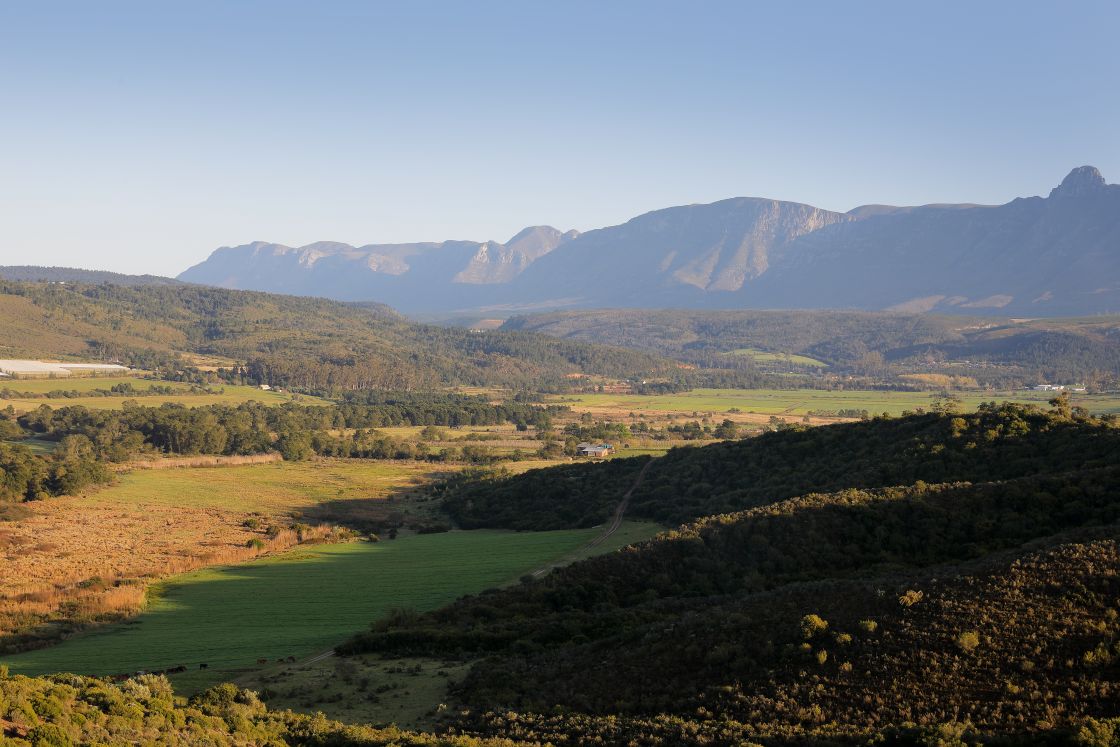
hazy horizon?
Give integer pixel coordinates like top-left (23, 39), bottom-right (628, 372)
top-left (2, 0), bottom-right (1118, 276)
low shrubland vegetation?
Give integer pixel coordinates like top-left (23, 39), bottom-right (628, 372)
top-left (329, 399), bottom-right (1120, 743)
top-left (438, 398), bottom-right (1119, 528)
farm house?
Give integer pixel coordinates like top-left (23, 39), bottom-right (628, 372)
top-left (576, 442), bottom-right (614, 457)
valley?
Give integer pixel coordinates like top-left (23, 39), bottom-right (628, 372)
top-left (4, 8), bottom-right (1118, 745)
top-left (3, 525), bottom-right (655, 691)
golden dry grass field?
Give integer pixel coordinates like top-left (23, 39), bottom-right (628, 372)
top-left (0, 459), bottom-right (445, 651)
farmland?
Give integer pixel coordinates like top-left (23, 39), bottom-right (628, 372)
top-left (1, 524), bottom-right (658, 692)
top-left (0, 460), bottom-right (445, 651)
top-left (553, 386), bottom-right (1120, 420)
top-left (724, 347), bottom-right (828, 367)
top-left (0, 375), bottom-right (329, 412)
top-left (80, 459), bottom-right (439, 515)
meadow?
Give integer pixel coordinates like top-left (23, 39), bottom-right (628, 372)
top-left (553, 387), bottom-right (1120, 419)
top-left (83, 459), bottom-right (439, 515)
top-left (1, 524), bottom-right (657, 691)
top-left (0, 460), bottom-right (445, 651)
top-left (0, 375), bottom-right (329, 411)
top-left (723, 347), bottom-right (828, 367)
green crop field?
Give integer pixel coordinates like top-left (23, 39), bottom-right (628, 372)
top-left (0, 375), bottom-right (329, 412)
top-left (2, 375), bottom-right (153, 394)
top-left (88, 459), bottom-right (440, 515)
top-left (724, 348), bottom-right (828, 367)
top-left (1, 524), bottom-right (658, 691)
top-left (555, 387), bottom-right (1120, 417)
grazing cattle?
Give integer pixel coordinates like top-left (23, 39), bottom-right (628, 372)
top-left (168, 665), bottom-right (187, 674)
top-left (257, 658), bottom-right (269, 664)
top-left (199, 663), bottom-right (208, 669)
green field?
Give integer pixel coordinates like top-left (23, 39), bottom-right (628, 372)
top-left (724, 348), bottom-right (828, 368)
top-left (556, 387), bottom-right (1120, 417)
top-left (0, 375), bottom-right (329, 411)
top-left (4, 437), bottom-right (58, 455)
top-left (1, 525), bottom-right (656, 690)
top-left (90, 459), bottom-right (439, 515)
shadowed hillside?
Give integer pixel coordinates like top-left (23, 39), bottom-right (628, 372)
top-left (336, 403), bottom-right (1120, 744)
top-left (438, 401), bottom-right (1120, 528)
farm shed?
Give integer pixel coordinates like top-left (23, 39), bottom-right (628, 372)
top-left (576, 442), bottom-right (614, 457)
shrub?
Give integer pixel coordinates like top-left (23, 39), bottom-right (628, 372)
top-left (800, 614), bottom-right (829, 639)
top-left (899, 589), bottom-right (924, 607)
top-left (1077, 718), bottom-right (1119, 747)
top-left (956, 631), bottom-right (980, 653)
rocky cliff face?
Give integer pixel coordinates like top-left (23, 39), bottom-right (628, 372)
top-left (453, 227), bottom-right (579, 284)
top-left (177, 227), bottom-right (576, 304)
top-left (178, 167), bottom-right (1120, 316)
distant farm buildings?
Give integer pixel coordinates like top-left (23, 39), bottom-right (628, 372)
top-left (0, 360), bottom-right (129, 378)
top-left (1032, 383), bottom-right (1087, 393)
top-left (577, 442), bottom-right (614, 457)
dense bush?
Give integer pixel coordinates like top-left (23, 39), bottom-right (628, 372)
top-left (441, 402), bottom-right (1120, 528)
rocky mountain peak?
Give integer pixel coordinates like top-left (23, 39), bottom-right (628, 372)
top-left (1049, 165), bottom-right (1107, 199)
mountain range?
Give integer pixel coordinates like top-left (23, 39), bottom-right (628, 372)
top-left (179, 166), bottom-right (1120, 316)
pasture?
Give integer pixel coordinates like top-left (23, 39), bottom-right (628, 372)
top-left (1, 524), bottom-right (657, 691)
top-left (0, 375), bottom-right (329, 411)
top-left (554, 387), bottom-right (1120, 419)
top-left (0, 460), bottom-right (446, 650)
top-left (84, 459), bottom-right (438, 515)
top-left (724, 348), bottom-right (828, 367)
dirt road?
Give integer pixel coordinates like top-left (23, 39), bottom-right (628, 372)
top-left (532, 458), bottom-right (653, 576)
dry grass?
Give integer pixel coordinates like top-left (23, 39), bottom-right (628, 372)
top-left (0, 459), bottom-right (434, 653)
top-left (118, 453), bottom-right (284, 471)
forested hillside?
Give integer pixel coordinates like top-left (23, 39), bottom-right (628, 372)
top-left (337, 401), bottom-right (1120, 744)
top-left (502, 308), bottom-right (1120, 387)
top-left (0, 280), bottom-right (681, 391)
top-left (0, 265), bottom-right (183, 286)
top-left (440, 399), bottom-right (1120, 528)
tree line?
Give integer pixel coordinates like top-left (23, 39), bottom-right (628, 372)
top-left (0, 393), bottom-right (561, 501)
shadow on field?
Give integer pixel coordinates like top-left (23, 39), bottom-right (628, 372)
top-left (300, 468), bottom-right (458, 535)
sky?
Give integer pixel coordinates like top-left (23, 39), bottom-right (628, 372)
top-left (0, 1), bottom-right (1117, 276)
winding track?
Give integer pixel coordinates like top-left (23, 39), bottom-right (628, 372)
top-left (532, 457), bottom-right (653, 576)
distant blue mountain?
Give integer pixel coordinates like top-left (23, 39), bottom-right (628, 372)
top-left (178, 167), bottom-right (1120, 316)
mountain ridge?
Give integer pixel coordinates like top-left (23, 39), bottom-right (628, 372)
top-left (177, 166), bottom-right (1120, 316)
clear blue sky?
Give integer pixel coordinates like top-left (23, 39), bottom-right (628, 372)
top-left (1, 1), bottom-right (1117, 276)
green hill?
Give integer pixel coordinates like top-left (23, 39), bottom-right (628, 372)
top-left (336, 403), bottom-right (1120, 744)
top-left (0, 280), bottom-right (678, 391)
top-left (502, 308), bottom-right (1120, 387)
top-left (439, 400), bottom-right (1120, 528)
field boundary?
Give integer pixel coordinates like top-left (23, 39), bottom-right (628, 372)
top-left (116, 453), bottom-right (284, 471)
